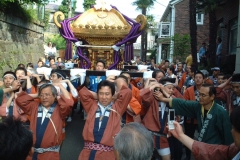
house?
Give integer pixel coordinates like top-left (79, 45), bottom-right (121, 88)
top-left (213, 0), bottom-right (239, 73)
top-left (156, 0), bottom-right (209, 63)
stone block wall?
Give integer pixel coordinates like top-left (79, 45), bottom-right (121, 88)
top-left (0, 12), bottom-right (45, 76)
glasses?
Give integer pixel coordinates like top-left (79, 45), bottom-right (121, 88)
top-left (199, 93), bottom-right (209, 98)
top-left (39, 94), bottom-right (52, 98)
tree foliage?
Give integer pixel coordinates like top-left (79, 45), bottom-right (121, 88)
top-left (46, 34), bottom-right (66, 50)
top-left (0, 0), bottom-right (50, 22)
top-left (83, 0), bottom-right (96, 11)
top-left (132, 0), bottom-right (156, 61)
top-left (159, 34), bottom-right (191, 62)
top-left (58, 0), bottom-right (77, 18)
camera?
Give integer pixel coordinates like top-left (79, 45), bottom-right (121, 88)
top-left (168, 109), bottom-right (175, 130)
top-left (154, 87), bottom-right (161, 92)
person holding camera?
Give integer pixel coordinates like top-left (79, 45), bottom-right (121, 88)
top-left (157, 83), bottom-right (233, 147)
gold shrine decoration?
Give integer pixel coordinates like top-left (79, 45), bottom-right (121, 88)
top-left (53, 8), bottom-right (147, 46)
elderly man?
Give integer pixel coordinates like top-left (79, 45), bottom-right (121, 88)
top-left (114, 122), bottom-right (154, 160)
top-left (169, 106), bottom-right (240, 160)
top-left (78, 80), bottom-right (132, 160)
top-left (16, 83), bottom-right (73, 160)
top-left (157, 84), bottom-right (233, 145)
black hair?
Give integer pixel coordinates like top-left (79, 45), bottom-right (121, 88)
top-left (15, 67), bottom-right (27, 76)
top-left (231, 73), bottom-right (240, 82)
top-left (57, 57), bottom-right (61, 60)
top-left (17, 63), bottom-right (25, 68)
top-left (195, 71), bottom-right (205, 79)
top-left (152, 70), bottom-right (165, 79)
top-left (26, 63), bottom-right (34, 68)
top-left (223, 74), bottom-right (231, 80)
top-left (165, 60), bottom-right (169, 63)
top-left (120, 72), bottom-right (131, 78)
top-left (190, 67), bottom-right (197, 74)
top-left (159, 77), bottom-right (176, 85)
top-left (50, 69), bottom-right (66, 79)
top-left (96, 60), bottom-right (106, 68)
top-left (217, 73), bottom-right (224, 77)
top-left (3, 71), bottom-right (16, 79)
top-left (217, 37), bottom-right (222, 43)
top-left (230, 107), bottom-right (240, 133)
top-left (116, 75), bottom-right (128, 84)
top-left (168, 65), bottom-right (175, 73)
top-left (0, 117), bottom-right (33, 160)
top-left (201, 83), bottom-right (216, 96)
top-left (97, 80), bottom-right (115, 96)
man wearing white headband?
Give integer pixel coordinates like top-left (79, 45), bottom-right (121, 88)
top-left (216, 73), bottom-right (240, 113)
top-left (0, 71), bottom-right (27, 121)
top-left (140, 78), bottom-right (179, 160)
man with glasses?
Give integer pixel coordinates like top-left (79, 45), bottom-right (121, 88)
top-left (157, 83), bottom-right (233, 146)
top-left (16, 83), bottom-right (73, 160)
top-left (182, 71), bottom-right (204, 160)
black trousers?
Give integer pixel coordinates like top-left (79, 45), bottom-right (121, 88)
top-left (184, 122), bottom-right (197, 160)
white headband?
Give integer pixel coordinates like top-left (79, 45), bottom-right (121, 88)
top-left (231, 82), bottom-right (240, 84)
top-left (163, 82), bottom-right (174, 86)
top-left (52, 72), bottom-right (65, 79)
top-left (3, 74), bottom-right (16, 80)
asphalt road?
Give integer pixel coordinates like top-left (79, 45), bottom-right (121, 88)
top-left (60, 109), bottom-right (84, 160)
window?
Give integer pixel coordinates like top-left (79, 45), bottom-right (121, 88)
top-left (159, 22), bottom-right (171, 38)
top-left (196, 14), bottom-right (204, 25)
top-left (229, 18), bottom-right (238, 55)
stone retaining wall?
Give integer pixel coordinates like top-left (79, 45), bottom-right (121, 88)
top-left (0, 12), bottom-right (45, 76)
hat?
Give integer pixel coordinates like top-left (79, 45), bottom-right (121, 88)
top-left (211, 67), bottom-right (220, 71)
top-left (231, 73), bottom-right (240, 83)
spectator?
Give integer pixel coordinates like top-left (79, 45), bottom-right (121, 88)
top-left (169, 106), bottom-right (240, 160)
top-left (199, 42), bottom-right (207, 66)
top-left (185, 53), bottom-right (193, 66)
top-left (216, 37), bottom-right (222, 67)
top-left (0, 117), bottom-right (33, 160)
top-left (114, 122), bottom-right (154, 160)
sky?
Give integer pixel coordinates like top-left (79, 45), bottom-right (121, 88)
top-left (50, 0), bottom-right (170, 21)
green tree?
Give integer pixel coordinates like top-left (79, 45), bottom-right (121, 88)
top-left (58, 0), bottom-right (77, 18)
top-left (0, 0), bottom-right (50, 22)
top-left (83, 0), bottom-right (96, 11)
top-left (159, 34), bottom-right (191, 62)
top-left (196, 0), bottom-right (224, 67)
top-left (46, 34), bottom-right (66, 50)
top-left (132, 0), bottom-right (156, 61)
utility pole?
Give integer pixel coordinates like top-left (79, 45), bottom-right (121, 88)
top-left (68, 0), bottom-right (72, 18)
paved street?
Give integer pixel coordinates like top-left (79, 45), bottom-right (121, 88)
top-left (60, 109), bottom-right (84, 160)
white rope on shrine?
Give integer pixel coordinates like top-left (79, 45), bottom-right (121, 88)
top-left (74, 41), bottom-right (122, 51)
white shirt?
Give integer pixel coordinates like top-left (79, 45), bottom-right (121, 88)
top-left (98, 103), bottom-right (109, 130)
top-left (160, 102), bottom-right (166, 119)
top-left (41, 107), bottom-right (49, 124)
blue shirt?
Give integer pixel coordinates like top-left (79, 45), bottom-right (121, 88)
top-left (88, 76), bottom-right (106, 92)
top-left (216, 42), bottom-right (222, 56)
top-left (199, 47), bottom-right (206, 58)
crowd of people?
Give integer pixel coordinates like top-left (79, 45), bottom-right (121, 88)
top-left (0, 53), bottom-right (239, 160)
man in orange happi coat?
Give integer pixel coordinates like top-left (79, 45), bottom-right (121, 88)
top-left (78, 80), bottom-right (132, 160)
top-left (16, 83), bottom-right (73, 160)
